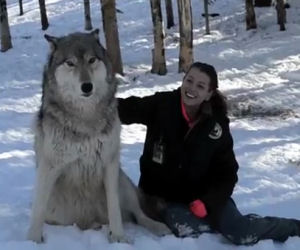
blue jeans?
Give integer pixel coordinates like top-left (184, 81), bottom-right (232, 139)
top-left (163, 199), bottom-right (300, 245)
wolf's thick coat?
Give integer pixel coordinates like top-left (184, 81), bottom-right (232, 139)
top-left (27, 30), bottom-right (170, 243)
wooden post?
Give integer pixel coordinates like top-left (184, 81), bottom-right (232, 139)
top-left (203, 0), bottom-right (210, 34)
top-left (245, 0), bottom-right (257, 30)
top-left (150, 0), bottom-right (167, 75)
top-left (0, 0), bottom-right (13, 52)
top-left (100, 0), bottom-right (123, 75)
top-left (177, 0), bottom-right (193, 72)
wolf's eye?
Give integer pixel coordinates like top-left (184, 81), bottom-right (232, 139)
top-left (65, 60), bottom-right (75, 67)
top-left (88, 57), bottom-right (97, 64)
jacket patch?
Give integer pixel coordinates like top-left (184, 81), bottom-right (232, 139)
top-left (152, 140), bottom-right (165, 164)
top-left (209, 123), bottom-right (222, 139)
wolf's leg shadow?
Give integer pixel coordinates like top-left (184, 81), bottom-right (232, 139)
top-left (27, 159), bottom-right (61, 243)
top-left (134, 210), bottom-right (171, 236)
top-left (119, 171), bottom-right (171, 236)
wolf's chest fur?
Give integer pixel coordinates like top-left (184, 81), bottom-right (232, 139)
top-left (63, 136), bottom-right (104, 184)
top-left (39, 120), bottom-right (119, 187)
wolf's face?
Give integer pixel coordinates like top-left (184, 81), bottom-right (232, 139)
top-left (44, 30), bottom-right (115, 113)
top-left (53, 51), bottom-right (108, 103)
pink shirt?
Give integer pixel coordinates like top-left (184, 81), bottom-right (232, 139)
top-left (181, 98), bottom-right (194, 128)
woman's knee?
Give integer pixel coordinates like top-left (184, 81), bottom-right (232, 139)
top-left (164, 203), bottom-right (212, 237)
top-left (218, 200), bottom-right (260, 245)
top-left (219, 216), bottom-right (259, 245)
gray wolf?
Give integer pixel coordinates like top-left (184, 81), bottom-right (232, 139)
top-left (27, 30), bottom-right (170, 243)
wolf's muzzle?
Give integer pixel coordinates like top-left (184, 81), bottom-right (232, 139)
top-left (81, 82), bottom-right (93, 96)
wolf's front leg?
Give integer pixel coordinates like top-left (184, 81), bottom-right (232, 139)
top-left (103, 160), bottom-right (129, 243)
top-left (27, 160), bottom-right (60, 243)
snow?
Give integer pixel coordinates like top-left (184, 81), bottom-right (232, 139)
top-left (0, 0), bottom-right (300, 249)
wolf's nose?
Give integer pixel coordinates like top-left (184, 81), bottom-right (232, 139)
top-left (81, 82), bottom-right (93, 94)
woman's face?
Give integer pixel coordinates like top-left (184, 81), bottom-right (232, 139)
top-left (181, 67), bottom-right (213, 108)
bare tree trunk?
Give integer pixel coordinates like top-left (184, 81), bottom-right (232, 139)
top-left (38, 0), bottom-right (49, 30)
top-left (276, 0), bottom-right (286, 31)
top-left (245, 0), bottom-right (257, 30)
top-left (203, 0), bottom-right (210, 34)
top-left (19, 0), bottom-right (23, 16)
top-left (100, 0), bottom-right (123, 75)
top-left (0, 0), bottom-right (13, 52)
top-left (177, 0), bottom-right (193, 73)
top-left (150, 0), bottom-right (167, 75)
top-left (84, 0), bottom-right (93, 30)
top-left (165, 0), bottom-right (174, 29)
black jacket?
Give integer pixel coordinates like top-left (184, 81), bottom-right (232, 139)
top-left (118, 88), bottom-right (239, 224)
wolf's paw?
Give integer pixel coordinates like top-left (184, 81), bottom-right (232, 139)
top-left (108, 231), bottom-right (132, 244)
top-left (153, 223), bottom-right (172, 236)
top-left (90, 222), bottom-right (103, 231)
top-left (27, 228), bottom-right (44, 243)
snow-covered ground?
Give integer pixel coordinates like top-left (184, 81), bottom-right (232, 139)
top-left (0, 0), bottom-right (300, 249)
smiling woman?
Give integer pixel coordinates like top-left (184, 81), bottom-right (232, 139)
top-left (181, 69), bottom-right (212, 116)
top-left (180, 62), bottom-right (223, 127)
top-left (117, 61), bottom-right (300, 245)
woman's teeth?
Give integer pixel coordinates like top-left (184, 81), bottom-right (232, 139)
top-left (186, 92), bottom-right (196, 98)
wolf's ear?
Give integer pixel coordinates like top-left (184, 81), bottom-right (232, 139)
top-left (44, 34), bottom-right (58, 52)
top-left (90, 29), bottom-right (100, 41)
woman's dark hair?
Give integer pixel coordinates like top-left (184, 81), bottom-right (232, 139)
top-left (185, 62), bottom-right (228, 116)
